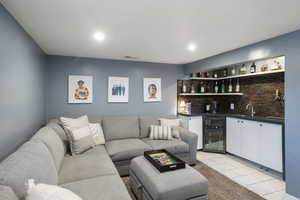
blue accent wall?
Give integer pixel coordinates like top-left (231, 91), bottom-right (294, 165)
top-left (184, 30), bottom-right (300, 198)
top-left (46, 56), bottom-right (183, 119)
top-left (0, 4), bottom-right (46, 160)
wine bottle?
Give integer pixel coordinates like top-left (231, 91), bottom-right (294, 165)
top-left (250, 62), bottom-right (256, 73)
top-left (221, 80), bottom-right (225, 93)
top-left (235, 79), bottom-right (240, 93)
top-left (228, 79), bottom-right (233, 93)
top-left (214, 81), bottom-right (219, 93)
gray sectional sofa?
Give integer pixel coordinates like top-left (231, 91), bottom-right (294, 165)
top-left (0, 116), bottom-right (198, 200)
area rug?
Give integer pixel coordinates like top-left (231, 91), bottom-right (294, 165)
top-left (122, 161), bottom-right (265, 200)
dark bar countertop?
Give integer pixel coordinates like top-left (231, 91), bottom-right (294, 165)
top-left (177, 113), bottom-right (284, 125)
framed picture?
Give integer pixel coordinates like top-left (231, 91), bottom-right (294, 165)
top-left (68, 75), bottom-right (93, 104)
top-left (144, 78), bottom-right (161, 102)
top-left (108, 76), bottom-right (129, 103)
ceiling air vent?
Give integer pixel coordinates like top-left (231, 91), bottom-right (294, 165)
top-left (124, 56), bottom-right (138, 59)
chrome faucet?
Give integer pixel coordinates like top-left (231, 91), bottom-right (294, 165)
top-left (246, 103), bottom-right (256, 118)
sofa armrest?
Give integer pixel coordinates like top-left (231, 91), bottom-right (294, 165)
top-left (173, 127), bottom-right (198, 164)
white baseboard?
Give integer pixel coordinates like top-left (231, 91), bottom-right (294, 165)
top-left (284, 193), bottom-right (300, 200)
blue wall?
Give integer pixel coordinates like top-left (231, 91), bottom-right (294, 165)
top-left (0, 4), bottom-right (46, 160)
top-left (46, 56), bottom-right (183, 119)
top-left (184, 30), bottom-right (300, 198)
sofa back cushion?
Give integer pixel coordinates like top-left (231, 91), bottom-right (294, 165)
top-left (47, 119), bottom-right (68, 142)
top-left (31, 127), bottom-right (65, 171)
top-left (139, 116), bottom-right (160, 138)
top-left (0, 185), bottom-right (19, 200)
top-left (102, 117), bottom-right (139, 141)
top-left (0, 141), bottom-right (58, 199)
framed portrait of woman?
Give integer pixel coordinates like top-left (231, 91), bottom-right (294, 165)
top-left (143, 78), bottom-right (161, 102)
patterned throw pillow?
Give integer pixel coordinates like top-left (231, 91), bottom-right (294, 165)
top-left (159, 118), bottom-right (182, 139)
top-left (149, 125), bottom-right (172, 140)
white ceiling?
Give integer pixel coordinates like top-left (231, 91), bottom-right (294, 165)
top-left (1, 0), bottom-right (300, 64)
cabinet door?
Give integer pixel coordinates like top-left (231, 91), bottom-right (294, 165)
top-left (226, 118), bottom-right (241, 155)
top-left (240, 120), bottom-right (260, 163)
top-left (259, 123), bottom-right (283, 172)
top-left (188, 117), bottom-right (203, 150)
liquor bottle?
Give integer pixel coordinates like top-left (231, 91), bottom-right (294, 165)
top-left (214, 81), bottom-right (219, 93)
top-left (223, 69), bottom-right (228, 77)
top-left (191, 84), bottom-right (196, 93)
top-left (231, 66), bottom-right (236, 76)
top-left (235, 79), bottom-right (240, 93)
top-left (250, 62), bottom-right (256, 73)
top-left (200, 82), bottom-right (205, 93)
top-left (240, 64), bottom-right (247, 74)
top-left (182, 83), bottom-right (187, 93)
top-left (221, 80), bottom-right (225, 93)
top-left (228, 79), bottom-right (233, 93)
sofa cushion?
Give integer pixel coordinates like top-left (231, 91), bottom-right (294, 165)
top-left (31, 127), bottom-right (65, 171)
top-left (139, 116), bottom-right (160, 138)
top-left (0, 141), bottom-right (57, 199)
top-left (87, 116), bottom-right (102, 124)
top-left (105, 139), bottom-right (152, 162)
top-left (58, 145), bottom-right (118, 184)
top-left (142, 138), bottom-right (189, 154)
top-left (61, 175), bottom-right (132, 200)
top-left (0, 185), bottom-right (19, 200)
top-left (102, 117), bottom-right (139, 141)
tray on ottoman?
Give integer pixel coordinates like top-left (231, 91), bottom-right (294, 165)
top-left (129, 156), bottom-right (208, 200)
top-left (144, 149), bottom-right (185, 173)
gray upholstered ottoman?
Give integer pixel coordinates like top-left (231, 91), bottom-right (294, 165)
top-left (129, 156), bottom-right (208, 200)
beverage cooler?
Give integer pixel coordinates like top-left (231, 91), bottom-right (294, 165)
top-left (203, 116), bottom-right (226, 153)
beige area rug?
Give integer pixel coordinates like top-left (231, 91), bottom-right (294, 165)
top-left (122, 161), bottom-right (265, 200)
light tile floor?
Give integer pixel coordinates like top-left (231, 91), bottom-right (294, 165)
top-left (197, 151), bottom-right (286, 200)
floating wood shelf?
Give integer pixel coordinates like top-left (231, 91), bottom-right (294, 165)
top-left (188, 69), bottom-right (284, 81)
top-left (179, 93), bottom-right (244, 96)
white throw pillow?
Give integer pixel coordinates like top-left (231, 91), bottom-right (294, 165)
top-left (26, 179), bottom-right (82, 200)
top-left (159, 118), bottom-right (181, 138)
top-left (149, 125), bottom-right (172, 140)
top-left (89, 123), bottom-right (105, 145)
top-left (60, 115), bottom-right (89, 131)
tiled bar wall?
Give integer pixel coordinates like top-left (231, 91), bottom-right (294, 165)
top-left (177, 72), bottom-right (284, 117)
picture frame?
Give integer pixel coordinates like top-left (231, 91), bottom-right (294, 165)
top-left (108, 76), bottom-right (129, 103)
top-left (144, 78), bottom-right (161, 102)
top-left (68, 75), bottom-right (93, 104)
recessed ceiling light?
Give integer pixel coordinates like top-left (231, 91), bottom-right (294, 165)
top-left (187, 43), bottom-right (197, 52)
top-left (93, 32), bottom-right (106, 42)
